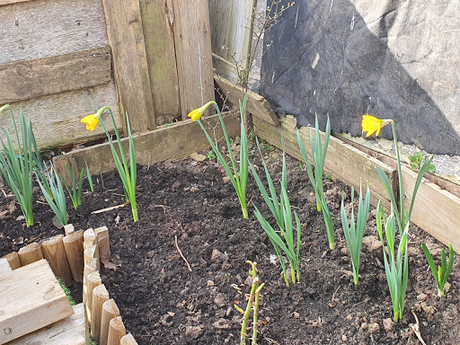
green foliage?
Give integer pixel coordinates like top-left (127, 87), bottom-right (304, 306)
top-left (0, 106), bottom-right (36, 226)
top-left (376, 122), bottom-right (434, 235)
top-left (196, 95), bottom-right (249, 219)
top-left (85, 160), bottom-right (94, 192)
top-left (207, 150), bottom-right (216, 161)
top-left (297, 115), bottom-right (335, 250)
top-left (251, 137), bottom-right (301, 286)
top-left (62, 163), bottom-right (85, 210)
top-left (98, 107), bottom-right (138, 222)
top-left (340, 182), bottom-right (371, 285)
top-left (422, 243), bottom-right (454, 297)
top-left (37, 162), bottom-right (68, 227)
top-left (409, 152), bottom-right (435, 173)
top-left (58, 278), bottom-right (75, 306)
top-left (376, 202), bottom-right (409, 323)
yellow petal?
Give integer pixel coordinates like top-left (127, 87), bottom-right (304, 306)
top-left (187, 100), bottom-right (215, 121)
top-left (81, 114), bottom-right (100, 131)
top-left (362, 115), bottom-right (392, 137)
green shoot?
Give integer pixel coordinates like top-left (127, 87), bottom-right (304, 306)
top-left (96, 107), bottom-right (138, 222)
top-left (252, 138), bottom-right (301, 286)
top-left (234, 261), bottom-right (265, 345)
top-left (0, 105), bottom-right (35, 226)
top-left (340, 181), bottom-right (371, 285)
top-left (297, 115), bottom-right (334, 249)
top-left (422, 243), bottom-right (454, 297)
top-left (37, 162), bottom-right (68, 227)
top-left (191, 95), bottom-right (249, 219)
top-left (376, 121), bottom-right (433, 235)
top-left (62, 163), bottom-right (85, 210)
top-left (409, 152), bottom-right (435, 173)
top-left (376, 201), bottom-right (409, 323)
top-left (85, 160), bottom-right (94, 192)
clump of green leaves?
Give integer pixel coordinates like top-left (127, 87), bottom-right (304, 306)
top-left (207, 150), bottom-right (216, 161)
top-left (297, 115), bottom-right (335, 249)
top-left (0, 105), bottom-right (36, 226)
top-left (62, 163), bottom-right (85, 210)
top-left (58, 278), bottom-right (75, 306)
top-left (340, 182), bottom-right (371, 285)
top-left (409, 151), bottom-right (435, 173)
top-left (234, 261), bottom-right (265, 345)
top-left (37, 162), bottom-right (68, 227)
top-left (422, 243), bottom-right (454, 297)
top-left (376, 202), bottom-right (409, 323)
top-left (251, 137), bottom-right (301, 286)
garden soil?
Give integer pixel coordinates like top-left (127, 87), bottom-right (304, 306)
top-left (1, 142), bottom-right (459, 345)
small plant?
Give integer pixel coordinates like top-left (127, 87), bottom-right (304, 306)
top-left (297, 115), bottom-right (335, 250)
top-left (251, 137), bottom-right (301, 286)
top-left (340, 181), bottom-right (371, 285)
top-left (234, 261), bottom-right (265, 345)
top-left (207, 150), bottom-right (216, 161)
top-left (422, 243), bottom-right (454, 297)
top-left (188, 95), bottom-right (249, 219)
top-left (362, 115), bottom-right (433, 235)
top-left (82, 106), bottom-right (138, 222)
top-left (58, 278), bottom-right (75, 306)
top-left (85, 160), bottom-right (94, 192)
top-left (409, 151), bottom-right (435, 173)
top-left (0, 105), bottom-right (36, 226)
top-left (376, 201), bottom-right (409, 323)
top-left (62, 163), bottom-right (85, 210)
top-left (37, 162), bottom-right (68, 227)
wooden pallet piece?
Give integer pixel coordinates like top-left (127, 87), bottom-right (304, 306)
top-left (0, 259), bottom-right (74, 344)
top-left (7, 303), bottom-right (85, 345)
top-left (0, 258), bottom-right (11, 275)
top-left (1, 252), bottom-right (21, 270)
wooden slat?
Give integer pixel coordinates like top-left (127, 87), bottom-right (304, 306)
top-left (0, 47), bottom-right (111, 104)
top-left (402, 166), bottom-right (460, 253)
top-left (215, 75), bottom-right (279, 126)
top-left (253, 115), bottom-right (396, 209)
top-left (7, 303), bottom-right (85, 345)
top-left (0, 0), bottom-right (108, 65)
top-left (0, 259), bottom-right (74, 344)
top-left (209, 0), bottom-right (255, 83)
top-left (139, 0), bottom-right (181, 125)
top-left (53, 112), bottom-right (241, 177)
top-left (172, 0), bottom-right (215, 119)
top-left (0, 83), bottom-right (120, 151)
top-left (101, 0), bottom-right (156, 133)
top-left (0, 0), bottom-right (35, 6)
top-left (0, 258), bottom-right (12, 275)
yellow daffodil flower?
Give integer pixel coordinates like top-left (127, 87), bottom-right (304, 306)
top-left (187, 101), bottom-right (215, 121)
top-left (362, 115), bottom-right (393, 137)
top-left (81, 113), bottom-right (101, 131)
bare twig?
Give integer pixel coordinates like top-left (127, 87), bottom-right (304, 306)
top-left (91, 202), bottom-right (129, 214)
top-left (410, 310), bottom-right (427, 345)
top-left (175, 235), bottom-right (192, 272)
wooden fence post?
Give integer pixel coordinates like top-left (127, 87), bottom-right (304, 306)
top-left (101, 0), bottom-right (156, 133)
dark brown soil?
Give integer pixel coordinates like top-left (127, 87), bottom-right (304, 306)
top-left (1, 142), bottom-right (459, 345)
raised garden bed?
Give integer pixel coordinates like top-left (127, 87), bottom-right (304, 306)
top-left (1, 138), bottom-right (459, 344)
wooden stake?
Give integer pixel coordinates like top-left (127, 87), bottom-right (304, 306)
top-left (120, 333), bottom-right (138, 345)
top-left (83, 258), bottom-right (98, 307)
top-left (100, 299), bottom-right (120, 345)
top-left (64, 223), bottom-right (75, 236)
top-left (18, 242), bottom-right (43, 266)
top-left (87, 271), bottom-right (102, 324)
top-left (63, 229), bottom-right (84, 282)
top-left (108, 316), bottom-right (126, 345)
top-left (1, 251), bottom-right (21, 270)
top-left (84, 244), bottom-right (100, 271)
top-left (84, 228), bottom-right (97, 249)
top-left (91, 284), bottom-right (110, 343)
top-left (41, 234), bottom-right (73, 286)
top-left (95, 226), bottom-right (110, 263)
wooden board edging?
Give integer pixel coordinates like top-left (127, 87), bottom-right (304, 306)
top-left (53, 112), bottom-right (240, 178)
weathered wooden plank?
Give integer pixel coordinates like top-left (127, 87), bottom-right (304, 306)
top-left (53, 112), bottom-right (240, 177)
top-left (0, 259), bottom-right (74, 344)
top-left (0, 0), bottom-right (108, 65)
top-left (0, 47), bottom-right (111, 104)
top-left (139, 0), bottom-right (181, 126)
top-left (7, 303), bottom-right (85, 345)
top-left (0, 83), bottom-right (121, 151)
top-left (209, 0), bottom-right (255, 83)
top-left (0, 0), bottom-right (35, 6)
top-left (0, 258), bottom-right (12, 275)
top-left (402, 166), bottom-right (460, 253)
top-left (215, 75), bottom-right (279, 126)
top-left (101, 0), bottom-right (156, 133)
top-left (253, 115), bottom-right (396, 209)
top-left (172, 0), bottom-right (215, 119)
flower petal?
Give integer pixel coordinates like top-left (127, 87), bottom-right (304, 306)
top-left (81, 114), bottom-right (100, 131)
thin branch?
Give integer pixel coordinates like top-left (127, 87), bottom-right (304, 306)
top-left (175, 235), bottom-right (192, 272)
